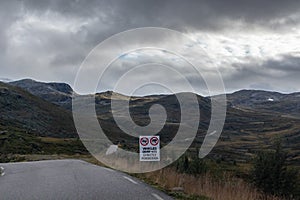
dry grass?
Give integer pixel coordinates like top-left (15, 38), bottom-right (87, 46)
top-left (9, 154), bottom-right (285, 199)
top-left (139, 167), bottom-right (281, 200)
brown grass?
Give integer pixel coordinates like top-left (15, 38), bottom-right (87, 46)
top-left (11, 154), bottom-right (284, 199)
top-left (139, 167), bottom-right (282, 200)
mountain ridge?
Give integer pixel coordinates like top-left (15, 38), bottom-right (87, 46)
top-left (0, 81), bottom-right (77, 138)
top-left (1, 79), bottom-right (300, 165)
top-left (9, 79), bottom-right (74, 110)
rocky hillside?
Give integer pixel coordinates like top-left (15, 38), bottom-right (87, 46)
top-left (0, 81), bottom-right (77, 138)
top-left (1, 79), bottom-right (300, 165)
top-left (9, 79), bottom-right (73, 110)
top-left (226, 90), bottom-right (300, 118)
top-left (92, 91), bottom-right (300, 165)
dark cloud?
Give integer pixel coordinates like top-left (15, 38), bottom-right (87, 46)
top-left (19, 0), bottom-right (300, 31)
top-left (223, 54), bottom-right (300, 93)
top-left (0, 1), bottom-right (23, 53)
top-left (0, 0), bottom-right (300, 94)
top-left (265, 54), bottom-right (300, 72)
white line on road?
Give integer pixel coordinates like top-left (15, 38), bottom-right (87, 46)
top-left (103, 167), bottom-right (114, 172)
top-left (123, 176), bottom-right (138, 184)
top-left (152, 193), bottom-right (164, 200)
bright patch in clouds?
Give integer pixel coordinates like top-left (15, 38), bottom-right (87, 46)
top-left (187, 30), bottom-right (300, 66)
top-left (8, 12), bottom-right (94, 45)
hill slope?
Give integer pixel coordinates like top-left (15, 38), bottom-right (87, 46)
top-left (92, 91), bottom-right (300, 165)
top-left (9, 79), bottom-right (73, 110)
top-left (2, 80), bottom-right (300, 165)
top-left (227, 90), bottom-right (300, 118)
top-left (0, 82), bottom-right (77, 138)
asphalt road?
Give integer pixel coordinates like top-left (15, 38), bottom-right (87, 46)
top-left (0, 159), bottom-right (173, 200)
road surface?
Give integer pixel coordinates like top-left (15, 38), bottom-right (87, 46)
top-left (0, 159), bottom-right (173, 200)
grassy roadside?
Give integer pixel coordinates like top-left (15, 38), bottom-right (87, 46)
top-left (0, 154), bottom-right (104, 167)
top-left (131, 171), bottom-right (211, 200)
top-left (1, 134), bottom-right (299, 200)
top-left (0, 153), bottom-right (210, 199)
top-left (0, 153), bottom-right (295, 200)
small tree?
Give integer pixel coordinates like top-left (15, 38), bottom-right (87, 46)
top-left (175, 154), bottom-right (207, 175)
top-left (251, 138), bottom-right (298, 198)
top-left (175, 155), bottom-right (189, 173)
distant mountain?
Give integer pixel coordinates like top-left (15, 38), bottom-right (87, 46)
top-left (1, 79), bottom-right (300, 165)
top-left (226, 90), bottom-right (300, 118)
top-left (9, 79), bottom-right (73, 110)
top-left (0, 81), bottom-right (77, 138)
top-left (91, 91), bottom-right (300, 165)
top-left (0, 78), bottom-right (12, 82)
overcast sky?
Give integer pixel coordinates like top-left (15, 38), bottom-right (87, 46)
top-left (1, 0), bottom-right (300, 95)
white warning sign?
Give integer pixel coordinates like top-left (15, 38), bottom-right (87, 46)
top-left (139, 136), bottom-right (160, 161)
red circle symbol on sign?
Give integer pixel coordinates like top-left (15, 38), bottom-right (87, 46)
top-left (150, 136), bottom-right (159, 146)
top-left (140, 137), bottom-right (149, 146)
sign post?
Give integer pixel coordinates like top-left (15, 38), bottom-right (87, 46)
top-left (139, 136), bottom-right (160, 161)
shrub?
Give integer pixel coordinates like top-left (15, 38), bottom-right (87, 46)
top-left (251, 138), bottom-right (299, 198)
top-left (175, 154), bottom-right (208, 175)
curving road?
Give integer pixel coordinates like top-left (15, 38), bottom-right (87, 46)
top-left (0, 159), bottom-right (173, 200)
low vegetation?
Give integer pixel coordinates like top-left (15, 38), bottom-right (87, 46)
top-left (137, 167), bottom-right (281, 200)
top-left (0, 127), bottom-right (87, 162)
top-left (1, 80), bottom-right (300, 199)
top-left (251, 138), bottom-right (299, 199)
top-left (134, 138), bottom-right (299, 200)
